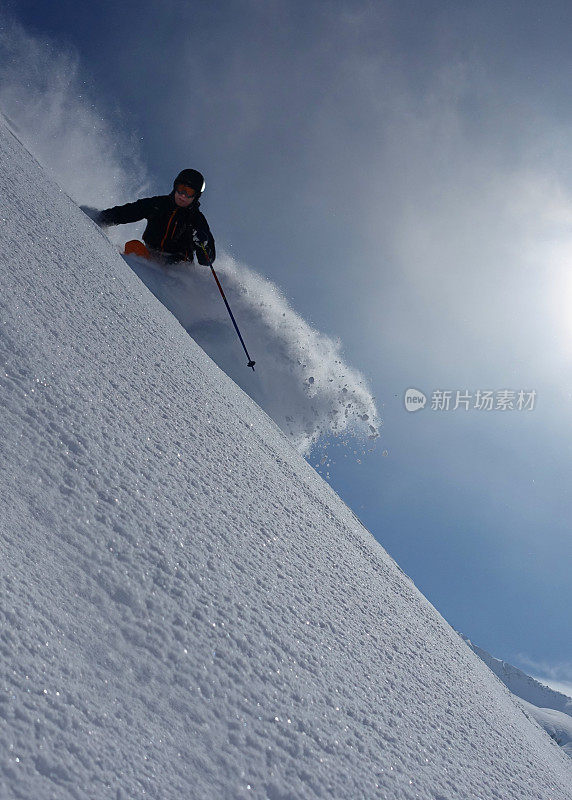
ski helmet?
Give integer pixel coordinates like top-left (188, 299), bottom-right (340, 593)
top-left (173, 169), bottom-right (206, 195)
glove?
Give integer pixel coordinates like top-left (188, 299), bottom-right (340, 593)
top-left (192, 229), bottom-right (209, 248)
top-left (80, 205), bottom-right (108, 228)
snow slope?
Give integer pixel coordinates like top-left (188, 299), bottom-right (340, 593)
top-left (1, 119), bottom-right (571, 800)
top-left (464, 638), bottom-right (572, 759)
top-left (519, 702), bottom-right (572, 759)
top-left (464, 638), bottom-right (572, 717)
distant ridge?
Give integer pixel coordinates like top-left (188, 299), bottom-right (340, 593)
top-left (464, 636), bottom-right (572, 758)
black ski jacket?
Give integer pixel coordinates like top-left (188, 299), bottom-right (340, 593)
top-left (98, 194), bottom-right (215, 264)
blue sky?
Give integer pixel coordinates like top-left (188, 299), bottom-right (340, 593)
top-left (3, 0), bottom-right (572, 692)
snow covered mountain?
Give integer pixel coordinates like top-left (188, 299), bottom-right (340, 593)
top-left (464, 637), bottom-right (572, 758)
top-left (1, 117), bottom-right (571, 799)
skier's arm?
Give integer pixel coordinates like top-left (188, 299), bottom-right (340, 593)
top-left (97, 197), bottom-right (156, 227)
top-left (193, 213), bottom-right (216, 264)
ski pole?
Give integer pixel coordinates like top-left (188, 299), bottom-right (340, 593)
top-left (197, 242), bottom-right (256, 371)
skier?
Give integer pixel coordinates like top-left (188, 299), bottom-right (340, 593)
top-left (83, 169), bottom-right (215, 265)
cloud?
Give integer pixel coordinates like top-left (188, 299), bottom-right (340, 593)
top-left (517, 655), bottom-right (572, 700)
top-left (357, 54), bottom-right (572, 378)
top-left (538, 680), bottom-right (572, 700)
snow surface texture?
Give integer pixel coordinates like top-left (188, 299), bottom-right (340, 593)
top-left (124, 254), bottom-right (379, 454)
top-left (1, 120), bottom-right (571, 800)
top-left (465, 638), bottom-right (572, 759)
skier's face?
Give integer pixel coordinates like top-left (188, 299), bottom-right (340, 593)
top-left (174, 185), bottom-right (196, 207)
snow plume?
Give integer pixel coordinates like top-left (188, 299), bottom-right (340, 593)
top-left (126, 253), bottom-right (380, 455)
top-left (0, 17), bottom-right (148, 211)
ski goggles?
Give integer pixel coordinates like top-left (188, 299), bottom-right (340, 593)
top-left (175, 184), bottom-right (197, 199)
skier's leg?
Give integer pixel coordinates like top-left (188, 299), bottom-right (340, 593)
top-left (124, 240), bottom-right (151, 259)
